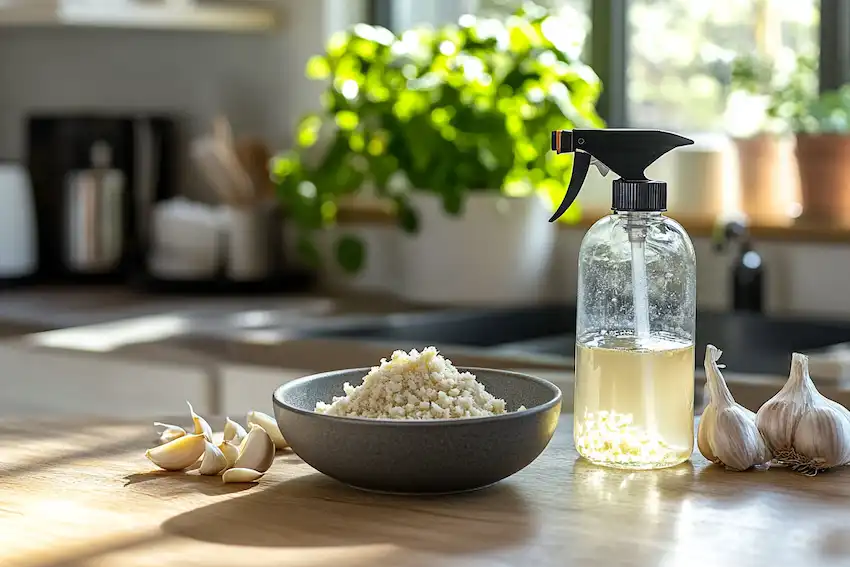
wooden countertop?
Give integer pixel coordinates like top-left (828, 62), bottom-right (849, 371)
top-left (5, 416), bottom-right (850, 567)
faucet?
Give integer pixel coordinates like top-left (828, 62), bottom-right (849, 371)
top-left (712, 217), bottom-right (765, 313)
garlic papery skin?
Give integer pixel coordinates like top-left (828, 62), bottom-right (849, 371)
top-left (233, 424), bottom-right (275, 473)
top-left (222, 468), bottom-right (263, 483)
top-left (698, 345), bottom-right (772, 471)
top-left (223, 417), bottom-right (247, 445)
top-left (247, 410), bottom-right (288, 450)
top-left (153, 422), bottom-right (186, 445)
top-left (199, 441), bottom-right (229, 476)
top-left (146, 433), bottom-right (206, 471)
top-left (758, 353), bottom-right (850, 475)
top-left (219, 440), bottom-right (239, 468)
top-left (187, 401), bottom-right (213, 442)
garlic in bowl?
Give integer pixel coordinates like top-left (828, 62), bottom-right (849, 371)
top-left (272, 347), bottom-right (561, 494)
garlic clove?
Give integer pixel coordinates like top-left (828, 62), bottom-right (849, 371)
top-left (697, 403), bottom-right (719, 463)
top-left (222, 468), bottom-right (263, 483)
top-left (698, 345), bottom-right (772, 471)
top-left (145, 433), bottom-right (206, 471)
top-left (153, 422), bottom-right (186, 445)
top-left (233, 423), bottom-right (275, 473)
top-left (247, 410), bottom-right (288, 450)
top-left (711, 405), bottom-right (772, 471)
top-left (219, 440), bottom-right (240, 468)
top-left (223, 417), bottom-right (247, 444)
top-left (199, 441), bottom-right (229, 475)
top-left (187, 401), bottom-right (213, 443)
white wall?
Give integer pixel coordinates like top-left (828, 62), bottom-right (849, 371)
top-left (0, 1), bottom-right (362, 186)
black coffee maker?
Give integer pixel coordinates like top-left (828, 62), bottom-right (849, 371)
top-left (26, 113), bottom-right (179, 283)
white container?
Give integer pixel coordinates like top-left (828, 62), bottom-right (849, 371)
top-left (0, 162), bottom-right (37, 279)
top-left (148, 197), bottom-right (221, 280)
top-left (226, 205), bottom-right (274, 282)
top-left (394, 191), bottom-right (557, 305)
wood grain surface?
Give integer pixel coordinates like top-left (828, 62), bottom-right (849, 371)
top-left (3, 415), bottom-right (850, 567)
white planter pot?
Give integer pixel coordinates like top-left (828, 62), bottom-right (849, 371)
top-left (395, 192), bottom-right (557, 305)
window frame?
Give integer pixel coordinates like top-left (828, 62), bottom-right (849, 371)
top-left (368, 0), bottom-right (848, 126)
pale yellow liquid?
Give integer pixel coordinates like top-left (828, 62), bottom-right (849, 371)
top-left (574, 334), bottom-right (695, 469)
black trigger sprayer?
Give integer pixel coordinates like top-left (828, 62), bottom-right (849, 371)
top-left (549, 129), bottom-right (695, 222)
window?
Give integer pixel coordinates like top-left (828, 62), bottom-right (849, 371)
top-left (372, 0), bottom-right (828, 133)
top-left (627, 0), bottom-right (819, 132)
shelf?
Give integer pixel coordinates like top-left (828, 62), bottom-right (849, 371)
top-left (333, 199), bottom-right (850, 244)
top-left (0, 1), bottom-right (279, 32)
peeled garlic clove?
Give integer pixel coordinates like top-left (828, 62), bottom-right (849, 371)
top-left (153, 422), bottom-right (186, 445)
top-left (145, 433), bottom-right (206, 471)
top-left (222, 468), bottom-right (263, 483)
top-left (219, 440), bottom-right (239, 468)
top-left (247, 410), bottom-right (288, 450)
top-left (698, 345), bottom-right (771, 471)
top-left (187, 401), bottom-right (213, 442)
top-left (233, 424), bottom-right (275, 473)
top-left (199, 441), bottom-right (228, 475)
top-left (223, 417), bottom-right (247, 444)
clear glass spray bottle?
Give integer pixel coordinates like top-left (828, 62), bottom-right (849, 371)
top-left (550, 129), bottom-right (697, 469)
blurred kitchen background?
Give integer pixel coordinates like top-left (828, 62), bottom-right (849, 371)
top-left (2, 0), bottom-right (850, 420)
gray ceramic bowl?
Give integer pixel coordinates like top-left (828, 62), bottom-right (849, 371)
top-left (272, 367), bottom-right (562, 494)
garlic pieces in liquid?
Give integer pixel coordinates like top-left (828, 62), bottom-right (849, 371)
top-left (756, 353), bottom-right (850, 475)
top-left (698, 345), bottom-right (772, 471)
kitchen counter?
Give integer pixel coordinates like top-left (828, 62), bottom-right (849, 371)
top-left (4, 415), bottom-right (850, 567)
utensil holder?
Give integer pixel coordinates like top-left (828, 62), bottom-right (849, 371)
top-left (225, 202), bottom-right (280, 282)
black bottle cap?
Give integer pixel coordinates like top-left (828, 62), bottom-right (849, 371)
top-left (611, 179), bottom-right (667, 212)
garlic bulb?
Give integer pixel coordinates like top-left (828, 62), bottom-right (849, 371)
top-left (698, 345), bottom-right (772, 471)
top-left (756, 353), bottom-right (850, 475)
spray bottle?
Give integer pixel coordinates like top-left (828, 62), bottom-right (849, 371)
top-left (551, 128), bottom-right (697, 470)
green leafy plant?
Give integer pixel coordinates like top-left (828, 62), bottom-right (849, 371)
top-left (273, 2), bottom-right (603, 273)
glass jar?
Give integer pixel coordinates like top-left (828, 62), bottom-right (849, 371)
top-left (573, 211), bottom-right (697, 469)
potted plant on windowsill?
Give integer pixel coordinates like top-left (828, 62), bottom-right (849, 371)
top-left (769, 56), bottom-right (850, 226)
top-left (276, 3), bottom-right (603, 304)
top-left (724, 52), bottom-right (800, 224)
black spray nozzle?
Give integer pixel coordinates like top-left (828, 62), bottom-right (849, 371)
top-left (548, 128), bottom-right (694, 222)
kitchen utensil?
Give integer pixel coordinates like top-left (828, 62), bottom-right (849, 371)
top-left (225, 202), bottom-right (278, 281)
top-left (273, 367), bottom-right (561, 494)
top-left (0, 162), bottom-right (37, 279)
top-left (63, 140), bottom-right (125, 274)
top-left (190, 117), bottom-right (253, 207)
top-left (235, 137), bottom-right (274, 202)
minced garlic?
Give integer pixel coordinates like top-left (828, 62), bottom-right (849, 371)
top-left (315, 347), bottom-right (524, 419)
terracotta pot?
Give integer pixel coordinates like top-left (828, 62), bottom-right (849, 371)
top-left (734, 135), bottom-right (785, 223)
top-left (795, 134), bottom-right (850, 226)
